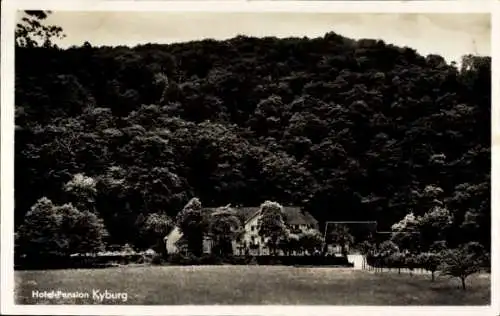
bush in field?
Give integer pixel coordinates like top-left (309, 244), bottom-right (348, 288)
top-left (16, 197), bottom-right (108, 258)
top-left (405, 253), bottom-right (419, 276)
top-left (378, 240), bottom-right (399, 257)
top-left (439, 242), bottom-right (486, 290)
top-left (298, 229), bottom-right (323, 255)
top-left (388, 252), bottom-right (406, 274)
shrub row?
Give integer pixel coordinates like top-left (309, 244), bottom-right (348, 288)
top-left (165, 254), bottom-right (353, 266)
top-left (366, 251), bottom-right (490, 271)
top-left (15, 253), bottom-right (147, 270)
top-left (366, 254), bottom-right (426, 270)
top-left (15, 253), bottom-right (353, 269)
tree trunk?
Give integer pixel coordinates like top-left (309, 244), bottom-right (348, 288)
top-left (431, 271), bottom-right (435, 282)
top-left (461, 277), bottom-right (466, 290)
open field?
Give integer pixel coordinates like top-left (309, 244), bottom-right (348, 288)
top-left (15, 266), bottom-right (490, 305)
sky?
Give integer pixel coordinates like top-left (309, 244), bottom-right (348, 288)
top-left (36, 12), bottom-right (490, 64)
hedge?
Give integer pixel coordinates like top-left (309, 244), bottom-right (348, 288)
top-left (15, 253), bottom-right (146, 270)
top-left (15, 253), bottom-right (354, 270)
top-left (165, 254), bottom-right (354, 266)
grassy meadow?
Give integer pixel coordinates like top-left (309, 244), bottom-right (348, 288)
top-left (15, 265), bottom-right (490, 305)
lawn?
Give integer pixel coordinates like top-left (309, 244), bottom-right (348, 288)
top-left (15, 265), bottom-right (490, 305)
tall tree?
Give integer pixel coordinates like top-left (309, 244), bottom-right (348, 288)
top-left (16, 11), bottom-right (65, 48)
top-left (175, 197), bottom-right (209, 257)
top-left (257, 201), bottom-right (288, 255)
top-left (137, 213), bottom-right (173, 254)
top-left (209, 205), bottom-right (242, 257)
top-left (16, 197), bottom-right (107, 258)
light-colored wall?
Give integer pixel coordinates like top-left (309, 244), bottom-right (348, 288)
top-left (165, 227), bottom-right (182, 254)
top-left (234, 213), bottom-right (270, 255)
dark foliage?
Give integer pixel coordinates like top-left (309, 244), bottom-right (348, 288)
top-left (15, 31), bottom-right (490, 251)
top-left (14, 253), bottom-right (144, 270)
top-left (165, 254), bottom-right (352, 266)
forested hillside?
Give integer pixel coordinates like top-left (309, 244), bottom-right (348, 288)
top-left (15, 30), bottom-right (491, 249)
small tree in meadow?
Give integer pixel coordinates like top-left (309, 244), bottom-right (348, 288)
top-left (417, 252), bottom-right (441, 281)
top-left (439, 242), bottom-right (485, 290)
top-left (378, 240), bottom-right (399, 257)
top-left (405, 253), bottom-right (419, 277)
top-left (377, 240), bottom-right (399, 272)
top-left (389, 252), bottom-right (406, 274)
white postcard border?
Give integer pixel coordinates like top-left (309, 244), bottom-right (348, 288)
top-left (1, 1), bottom-right (497, 315)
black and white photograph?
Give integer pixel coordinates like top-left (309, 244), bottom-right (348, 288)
top-left (0, 0), bottom-right (495, 314)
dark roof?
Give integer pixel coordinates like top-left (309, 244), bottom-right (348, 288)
top-left (202, 205), bottom-right (317, 227)
top-left (237, 207), bottom-right (260, 222)
top-left (283, 207), bottom-right (318, 227)
top-left (202, 206), bottom-right (259, 223)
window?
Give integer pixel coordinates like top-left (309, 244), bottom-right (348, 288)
top-left (251, 225), bottom-right (256, 231)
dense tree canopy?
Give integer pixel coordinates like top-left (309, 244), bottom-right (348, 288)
top-left (15, 30), bottom-right (490, 250)
top-left (16, 197), bottom-right (107, 258)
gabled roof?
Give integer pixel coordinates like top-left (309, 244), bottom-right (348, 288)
top-left (283, 207), bottom-right (318, 227)
top-left (197, 206), bottom-right (260, 223)
top-left (205, 205), bottom-right (318, 227)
